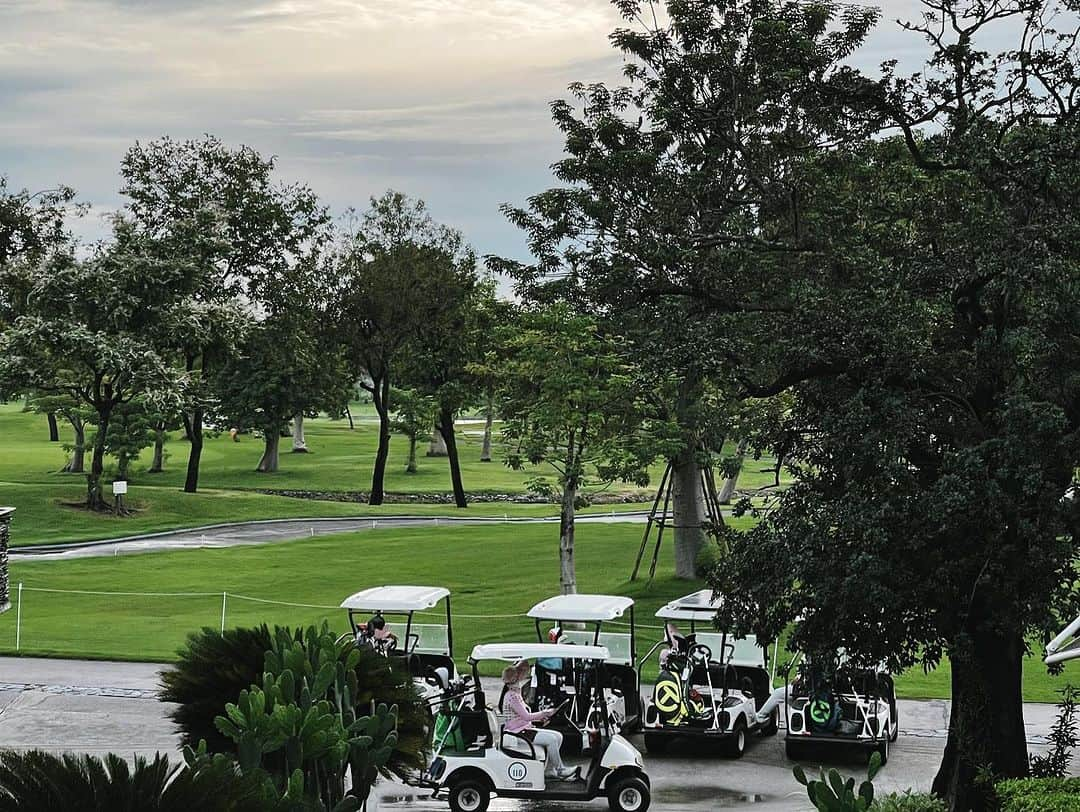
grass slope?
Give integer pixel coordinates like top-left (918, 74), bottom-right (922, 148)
top-left (1, 522), bottom-right (1075, 702)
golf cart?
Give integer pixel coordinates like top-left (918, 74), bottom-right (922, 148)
top-left (421, 643), bottom-right (651, 812)
top-left (1046, 612), bottom-right (1080, 665)
top-left (641, 589), bottom-right (776, 757)
top-left (783, 653), bottom-right (897, 764)
top-left (339, 585), bottom-right (456, 701)
top-left (527, 593), bottom-right (642, 734)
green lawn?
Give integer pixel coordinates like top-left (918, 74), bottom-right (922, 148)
top-left (1, 521), bottom-right (1075, 702)
top-left (0, 402), bottom-right (785, 546)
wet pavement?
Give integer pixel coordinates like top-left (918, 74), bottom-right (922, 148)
top-left (10, 513), bottom-right (653, 560)
top-left (0, 658), bottom-right (1066, 810)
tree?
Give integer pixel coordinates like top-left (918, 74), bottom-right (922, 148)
top-left (97, 398), bottom-right (157, 483)
top-left (707, 3), bottom-right (1080, 809)
top-left (398, 266), bottom-right (487, 508)
top-left (491, 0), bottom-right (878, 578)
top-left (389, 387), bottom-right (436, 474)
top-left (28, 393), bottom-right (90, 473)
top-left (0, 226), bottom-right (190, 509)
top-left (332, 191), bottom-right (475, 505)
top-left (119, 135), bottom-right (330, 493)
top-left (214, 316), bottom-right (349, 473)
top-left (488, 305), bottom-right (651, 593)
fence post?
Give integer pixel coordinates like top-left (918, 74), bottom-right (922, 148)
top-left (15, 582), bottom-right (22, 651)
top-left (220, 592), bottom-right (227, 633)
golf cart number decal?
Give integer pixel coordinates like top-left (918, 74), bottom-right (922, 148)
top-left (654, 680), bottom-right (681, 712)
top-left (508, 762), bottom-right (528, 781)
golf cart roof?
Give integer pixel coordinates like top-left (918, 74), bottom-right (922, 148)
top-left (1046, 613), bottom-right (1080, 665)
top-left (470, 643), bottom-right (610, 662)
top-left (527, 594), bottom-right (634, 622)
top-left (655, 589), bottom-right (722, 621)
top-left (340, 585), bottom-right (450, 612)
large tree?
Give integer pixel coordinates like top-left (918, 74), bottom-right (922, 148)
top-left (0, 227), bottom-right (190, 509)
top-left (492, 0), bottom-right (876, 577)
top-left (119, 135), bottom-right (329, 493)
top-left (709, 3), bottom-right (1080, 810)
top-left (332, 191), bottom-right (476, 506)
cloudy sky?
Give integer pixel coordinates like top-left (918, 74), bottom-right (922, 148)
top-left (0, 1), bottom-right (964, 264)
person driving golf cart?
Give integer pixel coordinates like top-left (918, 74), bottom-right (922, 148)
top-left (500, 659), bottom-right (581, 782)
top-left (357, 613), bottom-right (398, 654)
top-left (533, 627), bottom-right (571, 711)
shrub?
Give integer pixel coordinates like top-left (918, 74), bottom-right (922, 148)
top-left (1030, 685), bottom-right (1079, 778)
top-left (794, 751), bottom-right (882, 811)
top-left (0, 750), bottom-right (268, 811)
top-left (160, 624), bottom-right (427, 780)
top-left (996, 777), bottom-right (1080, 812)
top-left (873, 792), bottom-right (948, 812)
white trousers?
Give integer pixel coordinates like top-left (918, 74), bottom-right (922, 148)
top-left (532, 728), bottom-right (566, 775)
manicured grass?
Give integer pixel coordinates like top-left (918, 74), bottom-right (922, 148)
top-left (0, 402), bottom-right (786, 545)
top-left (1, 521), bottom-right (1075, 701)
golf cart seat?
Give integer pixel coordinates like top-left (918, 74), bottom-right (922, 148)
top-left (491, 709), bottom-right (541, 761)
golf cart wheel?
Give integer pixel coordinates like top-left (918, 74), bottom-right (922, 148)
top-left (889, 711), bottom-right (899, 742)
top-left (725, 719), bottom-right (747, 759)
top-left (643, 733), bottom-right (668, 754)
top-left (760, 708), bottom-right (779, 737)
top-left (448, 778), bottom-right (490, 812)
top-left (873, 736), bottom-right (889, 766)
top-left (608, 775), bottom-right (651, 812)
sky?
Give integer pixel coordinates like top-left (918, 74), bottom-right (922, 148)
top-left (0, 1), bottom-right (982, 266)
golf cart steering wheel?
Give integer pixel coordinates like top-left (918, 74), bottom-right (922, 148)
top-left (690, 643), bottom-right (713, 663)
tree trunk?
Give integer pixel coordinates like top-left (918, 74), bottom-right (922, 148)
top-left (480, 396), bottom-right (494, 462)
top-left (256, 428), bottom-right (281, 473)
top-left (437, 406), bottom-right (467, 508)
top-left (559, 476), bottom-right (578, 595)
top-left (718, 438), bottom-right (748, 504)
top-left (427, 427), bottom-right (448, 457)
top-left (406, 434), bottom-right (418, 473)
top-left (292, 414), bottom-right (309, 453)
top-left (345, 405), bottom-right (355, 430)
top-left (148, 422), bottom-right (165, 473)
top-left (47, 412), bottom-right (59, 442)
top-left (370, 378), bottom-right (391, 506)
top-left (183, 407), bottom-right (204, 493)
top-left (671, 449), bottom-right (707, 579)
top-left (932, 625), bottom-right (1028, 811)
top-left (86, 407), bottom-right (111, 511)
top-left (66, 415), bottom-right (86, 474)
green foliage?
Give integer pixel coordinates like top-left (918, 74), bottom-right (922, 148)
top-left (1030, 686), bottom-right (1080, 778)
top-left (871, 793), bottom-right (947, 812)
top-left (694, 539), bottom-right (725, 578)
top-left (0, 749), bottom-right (268, 811)
top-left (793, 751), bottom-right (882, 811)
top-left (995, 778), bottom-right (1080, 812)
top-left (214, 624), bottom-right (400, 807)
top-left (163, 623), bottom-right (426, 785)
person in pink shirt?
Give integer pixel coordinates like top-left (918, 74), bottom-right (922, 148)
top-left (499, 660), bottom-right (580, 781)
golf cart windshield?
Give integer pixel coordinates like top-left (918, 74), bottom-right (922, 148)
top-left (655, 589), bottom-right (765, 669)
top-left (340, 585), bottom-right (452, 657)
top-left (528, 594), bottom-right (635, 666)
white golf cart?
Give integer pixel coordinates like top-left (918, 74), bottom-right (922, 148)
top-left (641, 589), bottom-right (777, 757)
top-left (421, 643), bottom-right (651, 812)
top-left (783, 653), bottom-right (897, 764)
top-left (1046, 612), bottom-right (1080, 665)
top-left (527, 593), bottom-right (642, 735)
top-left (339, 585), bottom-right (456, 702)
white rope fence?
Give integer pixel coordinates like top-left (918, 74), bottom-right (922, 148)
top-left (8, 582), bottom-right (670, 654)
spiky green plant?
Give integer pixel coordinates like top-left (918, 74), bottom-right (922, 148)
top-left (793, 751), bottom-right (883, 811)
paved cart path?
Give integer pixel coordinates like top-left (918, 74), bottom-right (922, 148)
top-left (0, 658), bottom-right (1067, 811)
top-left (10, 513), bottom-right (655, 560)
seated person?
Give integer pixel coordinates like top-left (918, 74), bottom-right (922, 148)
top-left (533, 627), bottom-right (569, 710)
top-left (357, 614), bottom-right (398, 653)
top-left (500, 660), bottom-right (580, 781)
